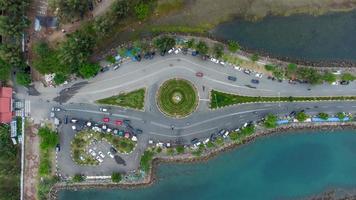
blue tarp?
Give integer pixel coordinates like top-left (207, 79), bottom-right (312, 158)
top-left (312, 117), bottom-right (350, 122)
top-left (277, 120), bottom-right (289, 125)
top-left (125, 48), bottom-right (140, 61)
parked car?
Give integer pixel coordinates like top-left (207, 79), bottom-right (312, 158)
top-left (100, 66), bottom-right (109, 72)
top-left (234, 66), bottom-right (241, 71)
top-left (52, 107), bottom-right (61, 112)
top-left (123, 119), bottom-right (131, 125)
top-left (55, 144), bottom-right (60, 152)
top-left (255, 73), bottom-right (263, 78)
top-left (89, 149), bottom-right (96, 157)
top-left (115, 120), bottom-right (123, 126)
top-left (227, 76), bottom-right (237, 81)
top-left (168, 48), bottom-right (174, 54)
top-left (64, 116), bottom-right (68, 124)
top-left (174, 48), bottom-right (181, 54)
top-left (103, 117), bottom-right (110, 123)
top-left (136, 129), bottom-right (143, 134)
top-left (110, 147), bottom-right (117, 154)
top-left (107, 151), bottom-right (114, 158)
top-left (96, 156), bottom-right (103, 163)
top-left (220, 61), bottom-right (226, 65)
top-left (71, 125), bottom-right (76, 130)
top-left (243, 69), bottom-right (251, 75)
top-left (195, 72), bottom-right (204, 77)
top-left (210, 133), bottom-right (217, 141)
top-left (251, 79), bottom-right (260, 84)
top-left (100, 107), bottom-right (108, 112)
top-left (191, 138), bottom-right (199, 145)
top-left (192, 51), bottom-right (198, 56)
top-left (98, 151), bottom-right (105, 158)
top-left (340, 80), bottom-right (350, 85)
top-left (71, 118), bottom-right (78, 123)
top-left (210, 57), bottom-right (219, 63)
top-left (223, 131), bottom-right (230, 138)
top-left (218, 129), bottom-right (226, 136)
top-left (113, 64), bottom-right (120, 70)
top-left (86, 121), bottom-right (92, 127)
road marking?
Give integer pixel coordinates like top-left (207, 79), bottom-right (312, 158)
top-left (149, 126), bottom-right (218, 137)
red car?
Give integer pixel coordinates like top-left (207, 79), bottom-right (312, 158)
top-left (115, 120), bottom-right (123, 126)
top-left (195, 72), bottom-right (204, 77)
top-left (102, 117), bottom-right (110, 123)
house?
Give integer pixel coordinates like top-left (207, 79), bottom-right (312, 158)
top-left (0, 87), bottom-right (13, 123)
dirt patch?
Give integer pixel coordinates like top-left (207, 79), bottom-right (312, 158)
top-left (24, 123), bottom-right (40, 200)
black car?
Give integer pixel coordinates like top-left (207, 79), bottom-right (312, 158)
top-left (123, 119), bottom-right (131, 125)
top-left (289, 111), bottom-right (296, 117)
top-left (64, 116), bottom-right (68, 124)
top-left (56, 144), bottom-right (60, 152)
top-left (340, 80), bottom-right (350, 85)
top-left (135, 54), bottom-right (142, 61)
top-left (251, 79), bottom-right (259, 84)
top-left (100, 66), bottom-right (110, 72)
top-left (245, 84), bottom-right (257, 89)
top-left (227, 76), bottom-right (237, 81)
top-left (182, 48), bottom-right (188, 55)
top-left (192, 51), bottom-right (198, 56)
top-left (210, 133), bottom-right (217, 141)
top-left (110, 147), bottom-right (117, 154)
top-left (144, 52), bottom-right (151, 59)
top-left (136, 129), bottom-right (143, 134)
top-left (191, 138), bottom-right (199, 144)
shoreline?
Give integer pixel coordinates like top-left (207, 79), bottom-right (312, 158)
top-left (50, 122), bottom-right (356, 200)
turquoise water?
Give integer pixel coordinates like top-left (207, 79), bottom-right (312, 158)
top-left (212, 11), bottom-right (356, 62)
top-left (59, 130), bottom-right (356, 200)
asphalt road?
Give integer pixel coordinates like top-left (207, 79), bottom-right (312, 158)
top-left (22, 52), bottom-right (356, 176)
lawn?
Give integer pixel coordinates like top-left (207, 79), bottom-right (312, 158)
top-left (71, 130), bottom-right (137, 165)
top-left (211, 90), bottom-right (356, 109)
top-left (96, 88), bottom-right (145, 110)
top-left (157, 79), bottom-right (198, 118)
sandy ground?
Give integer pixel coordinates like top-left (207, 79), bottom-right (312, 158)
top-left (24, 123), bottom-right (40, 200)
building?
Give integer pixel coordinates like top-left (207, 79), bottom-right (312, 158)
top-left (0, 87), bottom-right (13, 123)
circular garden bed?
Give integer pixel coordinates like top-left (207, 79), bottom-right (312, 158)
top-left (157, 79), bottom-right (198, 118)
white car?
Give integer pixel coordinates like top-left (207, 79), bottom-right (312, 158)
top-left (219, 61), bottom-right (226, 65)
top-left (107, 151), bottom-right (114, 158)
top-left (89, 149), bottom-right (96, 157)
top-left (86, 121), bottom-right (92, 127)
top-left (255, 73), bottom-right (263, 78)
top-left (203, 138), bottom-right (210, 144)
top-left (148, 140), bottom-right (154, 144)
top-left (71, 125), bottom-right (76, 130)
top-left (168, 48), bottom-right (174, 54)
top-left (174, 48), bottom-right (181, 54)
top-left (71, 118), bottom-right (78, 123)
top-left (51, 107), bottom-right (61, 112)
top-left (234, 128), bottom-right (240, 132)
top-left (166, 143), bottom-right (171, 148)
top-left (98, 151), bottom-right (105, 158)
top-left (243, 122), bottom-right (248, 128)
top-left (100, 107), bottom-right (108, 112)
top-left (210, 58), bottom-right (219, 63)
top-left (92, 126), bottom-right (101, 132)
top-left (156, 142), bottom-right (164, 147)
top-left (106, 128), bottom-right (112, 133)
top-left (102, 125), bottom-right (107, 130)
top-left (234, 66), bottom-right (241, 71)
top-left (223, 131), bottom-right (230, 138)
top-left (131, 136), bottom-right (137, 142)
top-left (96, 156), bottom-right (103, 163)
top-left (331, 81), bottom-right (339, 85)
top-left (193, 142), bottom-right (201, 148)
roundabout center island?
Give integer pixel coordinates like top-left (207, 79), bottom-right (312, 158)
top-left (157, 79), bottom-right (199, 118)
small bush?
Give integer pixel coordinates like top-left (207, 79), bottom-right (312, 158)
top-left (111, 172), bottom-right (122, 183)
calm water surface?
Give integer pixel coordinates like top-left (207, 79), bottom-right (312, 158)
top-left (212, 11), bottom-right (356, 62)
top-left (60, 130), bottom-right (356, 200)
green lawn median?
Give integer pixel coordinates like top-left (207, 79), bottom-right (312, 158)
top-left (210, 90), bottom-right (356, 109)
top-left (96, 88), bottom-right (145, 110)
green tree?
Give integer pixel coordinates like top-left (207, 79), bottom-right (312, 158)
top-left (241, 124), bottom-right (255, 136)
top-left (264, 64), bottom-right (276, 71)
top-left (286, 63), bottom-right (297, 78)
top-left (272, 69), bottom-right (285, 80)
top-left (72, 174), bottom-right (85, 182)
top-left (264, 114), bottom-right (278, 128)
top-left (250, 53), bottom-right (259, 62)
top-left (0, 58), bottom-right (11, 82)
top-left (227, 40), bottom-right (240, 52)
top-left (341, 73), bottom-right (356, 81)
top-left (50, 0), bottom-right (91, 20)
top-left (111, 172), bottom-right (122, 183)
top-left (53, 73), bottom-right (68, 85)
top-left (322, 71), bottom-right (336, 84)
top-left (186, 38), bottom-right (195, 48)
top-left (196, 41), bottom-right (208, 55)
top-left (93, 16), bottom-right (114, 37)
top-left (134, 3), bottom-right (149, 20)
top-left (175, 145), bottom-right (184, 154)
top-left (33, 42), bottom-right (66, 74)
top-left (78, 63), bottom-right (100, 79)
top-left (58, 31), bottom-right (95, 72)
top-left (213, 43), bottom-right (224, 58)
top-left (16, 71), bottom-right (31, 87)
top-left (336, 112), bottom-right (346, 120)
top-left (229, 131), bottom-right (239, 141)
top-left (318, 112), bottom-right (329, 120)
top-left (0, 44), bottom-right (23, 66)
top-left (296, 67), bottom-right (322, 85)
top-left (154, 36), bottom-right (175, 53)
top-left (167, 148), bottom-right (174, 156)
top-left (111, 0), bottom-right (130, 19)
top-left (295, 111), bottom-right (308, 122)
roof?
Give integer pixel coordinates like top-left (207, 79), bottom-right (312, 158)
top-left (0, 87), bottom-right (13, 123)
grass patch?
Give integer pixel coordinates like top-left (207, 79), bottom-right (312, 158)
top-left (140, 150), bottom-right (154, 172)
top-left (211, 90), bottom-right (356, 109)
top-left (157, 79), bottom-right (198, 118)
top-left (155, 0), bottom-right (184, 15)
top-left (96, 88), bottom-right (145, 110)
top-left (150, 24), bottom-right (211, 34)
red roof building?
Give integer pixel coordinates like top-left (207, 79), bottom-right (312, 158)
top-left (0, 87), bottom-right (13, 123)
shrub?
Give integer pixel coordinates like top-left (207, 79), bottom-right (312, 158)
top-left (227, 40), bottom-right (240, 52)
top-left (196, 41), bottom-right (209, 55)
top-left (213, 43), bottom-right (224, 58)
top-left (264, 64), bottom-right (276, 71)
top-left (16, 71), bottom-right (31, 86)
top-left (53, 73), bottom-right (67, 85)
top-left (341, 73), bottom-right (356, 81)
top-left (322, 71), bottom-right (336, 84)
top-left (318, 112), bottom-right (329, 120)
top-left (111, 172), bottom-right (122, 183)
top-left (229, 131), bottom-right (239, 141)
top-left (336, 112), bottom-right (346, 120)
top-left (175, 146), bottom-right (184, 154)
top-left (296, 112), bottom-right (308, 122)
top-left (140, 150), bottom-right (154, 172)
top-left (250, 53), bottom-right (259, 62)
top-left (105, 55), bottom-right (116, 63)
top-left (72, 174), bottom-right (85, 182)
top-left (264, 114), bottom-right (278, 128)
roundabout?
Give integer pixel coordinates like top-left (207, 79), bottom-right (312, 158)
top-left (156, 79), bottom-right (198, 118)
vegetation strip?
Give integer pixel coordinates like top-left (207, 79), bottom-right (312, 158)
top-left (96, 88), bottom-right (145, 110)
top-left (210, 90), bottom-right (356, 109)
